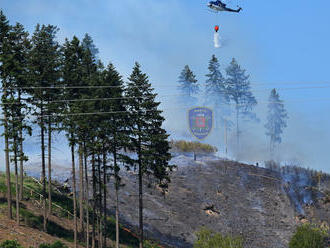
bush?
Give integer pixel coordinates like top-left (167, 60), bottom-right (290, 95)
top-left (171, 140), bottom-right (218, 160)
top-left (194, 228), bottom-right (243, 248)
top-left (39, 241), bottom-right (68, 248)
top-left (143, 240), bottom-right (162, 248)
top-left (0, 240), bottom-right (23, 248)
top-left (289, 224), bottom-right (326, 248)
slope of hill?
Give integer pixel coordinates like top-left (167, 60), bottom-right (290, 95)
top-left (1, 156), bottom-right (328, 248)
top-left (0, 175), bottom-right (161, 248)
top-left (105, 156), bottom-right (330, 248)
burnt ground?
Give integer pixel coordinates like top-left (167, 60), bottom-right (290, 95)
top-left (106, 157), bottom-right (330, 248)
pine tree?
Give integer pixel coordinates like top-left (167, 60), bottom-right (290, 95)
top-left (100, 63), bottom-right (127, 248)
top-left (126, 63), bottom-right (174, 248)
top-left (205, 55), bottom-right (230, 129)
top-left (62, 36), bottom-right (85, 248)
top-left (28, 24), bottom-right (61, 231)
top-left (0, 9), bottom-right (13, 219)
top-left (91, 61), bottom-right (115, 248)
top-left (4, 22), bottom-right (32, 225)
top-left (7, 92), bottom-right (22, 225)
top-left (78, 34), bottom-right (97, 238)
top-left (265, 89), bottom-right (288, 157)
top-left (226, 58), bottom-right (257, 155)
top-left (79, 37), bottom-right (99, 246)
top-left (5, 23), bottom-right (31, 202)
top-left (82, 33), bottom-right (99, 60)
top-left (177, 65), bottom-right (199, 107)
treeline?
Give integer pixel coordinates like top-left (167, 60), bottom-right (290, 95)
top-left (0, 10), bottom-right (174, 248)
top-left (177, 55), bottom-right (289, 158)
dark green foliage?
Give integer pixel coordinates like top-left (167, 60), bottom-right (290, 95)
top-left (28, 23), bottom-right (62, 119)
top-left (289, 224), bottom-right (326, 248)
top-left (126, 62), bottom-right (174, 186)
top-left (39, 241), bottom-right (68, 248)
top-left (194, 228), bottom-right (243, 248)
top-left (0, 13), bottom-right (32, 223)
top-left (0, 240), bottom-right (23, 248)
top-left (126, 62), bottom-right (174, 246)
top-left (82, 33), bottom-right (99, 59)
top-left (28, 23), bottom-right (62, 231)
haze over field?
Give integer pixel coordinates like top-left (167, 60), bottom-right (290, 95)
top-left (1, 0), bottom-right (330, 173)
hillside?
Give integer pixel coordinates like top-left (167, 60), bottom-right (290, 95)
top-left (105, 156), bottom-right (330, 248)
top-left (0, 156), bottom-right (329, 248)
top-left (0, 175), bottom-right (161, 248)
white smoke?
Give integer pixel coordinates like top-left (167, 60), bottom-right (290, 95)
top-left (214, 32), bottom-right (221, 48)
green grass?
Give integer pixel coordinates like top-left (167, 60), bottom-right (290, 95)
top-left (0, 240), bottom-right (68, 248)
top-left (0, 173), bottom-right (164, 247)
top-left (105, 215), bottom-right (139, 247)
top-left (17, 205), bottom-right (74, 242)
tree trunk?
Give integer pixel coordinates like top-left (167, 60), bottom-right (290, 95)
top-left (4, 108), bottom-right (12, 219)
top-left (83, 142), bottom-right (90, 248)
top-left (102, 149), bottom-right (107, 248)
top-left (71, 138), bottom-right (78, 248)
top-left (114, 147), bottom-right (120, 248)
top-left (19, 128), bottom-right (24, 201)
top-left (79, 143), bottom-right (84, 233)
top-left (40, 106), bottom-right (47, 232)
top-left (270, 138), bottom-right (273, 159)
top-left (138, 160), bottom-right (143, 248)
top-left (115, 186), bottom-right (119, 248)
top-left (224, 119), bottom-right (228, 158)
top-left (14, 137), bottom-right (20, 225)
top-left (97, 215), bottom-right (101, 248)
top-left (48, 119), bottom-right (52, 216)
top-left (18, 91), bottom-right (24, 201)
top-left (138, 136), bottom-right (144, 248)
top-left (236, 105), bottom-right (239, 157)
top-left (92, 151), bottom-right (96, 248)
top-left (97, 154), bottom-right (102, 248)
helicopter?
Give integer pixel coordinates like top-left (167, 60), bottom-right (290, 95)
top-left (208, 0), bottom-right (242, 13)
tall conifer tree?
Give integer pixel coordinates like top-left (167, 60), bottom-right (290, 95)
top-left (226, 58), bottom-right (257, 155)
top-left (265, 89), bottom-right (288, 157)
top-left (4, 22), bottom-right (31, 224)
top-left (62, 36), bottom-right (86, 248)
top-left (0, 10), bottom-right (13, 219)
top-left (205, 55), bottom-right (230, 129)
top-left (28, 24), bottom-right (61, 230)
top-left (126, 63), bottom-right (173, 248)
top-left (177, 65), bottom-right (199, 107)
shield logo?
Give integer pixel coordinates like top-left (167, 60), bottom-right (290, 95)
top-left (188, 107), bottom-right (213, 140)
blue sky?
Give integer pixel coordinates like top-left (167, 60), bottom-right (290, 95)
top-left (1, 0), bottom-right (330, 172)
